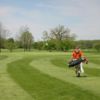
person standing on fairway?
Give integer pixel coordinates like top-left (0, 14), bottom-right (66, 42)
top-left (69, 47), bottom-right (87, 77)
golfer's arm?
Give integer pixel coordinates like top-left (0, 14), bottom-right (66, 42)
top-left (81, 52), bottom-right (88, 63)
top-left (81, 52), bottom-right (84, 58)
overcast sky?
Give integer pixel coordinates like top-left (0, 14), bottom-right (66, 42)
top-left (0, 0), bottom-right (100, 40)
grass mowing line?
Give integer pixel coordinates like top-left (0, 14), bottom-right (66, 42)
top-left (31, 57), bottom-right (100, 97)
top-left (7, 56), bottom-right (100, 100)
top-left (0, 55), bottom-right (33, 100)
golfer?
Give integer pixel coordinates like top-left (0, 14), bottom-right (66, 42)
top-left (70, 47), bottom-right (86, 77)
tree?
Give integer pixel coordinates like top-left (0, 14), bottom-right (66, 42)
top-left (93, 43), bottom-right (100, 52)
top-left (0, 22), bottom-right (8, 52)
top-left (42, 25), bottom-right (76, 51)
top-left (33, 41), bottom-right (44, 50)
top-left (75, 40), bottom-right (93, 49)
top-left (6, 38), bottom-right (15, 52)
top-left (20, 26), bottom-right (34, 51)
top-left (44, 40), bottom-right (56, 51)
top-left (50, 25), bottom-right (75, 41)
top-left (42, 31), bottom-right (49, 41)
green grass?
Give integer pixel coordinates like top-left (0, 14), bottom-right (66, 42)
top-left (0, 51), bottom-right (100, 100)
top-left (7, 55), bottom-right (100, 100)
top-left (85, 68), bottom-right (100, 76)
top-left (51, 55), bottom-right (100, 77)
top-left (0, 55), bottom-right (8, 60)
top-left (51, 57), bottom-right (68, 68)
top-left (88, 57), bottom-right (100, 65)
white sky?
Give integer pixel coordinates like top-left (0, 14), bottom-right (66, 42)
top-left (0, 0), bottom-right (100, 41)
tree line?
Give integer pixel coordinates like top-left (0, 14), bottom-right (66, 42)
top-left (0, 22), bottom-right (100, 52)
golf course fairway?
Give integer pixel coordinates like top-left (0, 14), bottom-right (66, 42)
top-left (0, 52), bottom-right (100, 100)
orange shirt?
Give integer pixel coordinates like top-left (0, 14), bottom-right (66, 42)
top-left (72, 51), bottom-right (83, 59)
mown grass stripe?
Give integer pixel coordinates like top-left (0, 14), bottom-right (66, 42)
top-left (8, 56), bottom-right (100, 100)
top-left (51, 56), bottom-right (100, 76)
top-left (31, 57), bottom-right (100, 96)
top-left (0, 55), bottom-right (33, 100)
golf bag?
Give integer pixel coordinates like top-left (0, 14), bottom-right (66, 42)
top-left (68, 58), bottom-right (86, 67)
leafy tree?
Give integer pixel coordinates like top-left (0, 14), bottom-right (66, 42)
top-left (42, 25), bottom-right (76, 51)
top-left (93, 43), bottom-right (100, 52)
top-left (75, 40), bottom-right (93, 49)
top-left (33, 41), bottom-right (44, 50)
top-left (45, 40), bottom-right (56, 51)
top-left (6, 38), bottom-right (15, 52)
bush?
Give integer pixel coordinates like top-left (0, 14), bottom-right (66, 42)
top-left (93, 43), bottom-right (100, 51)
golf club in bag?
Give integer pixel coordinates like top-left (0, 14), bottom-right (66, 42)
top-left (68, 57), bottom-right (87, 67)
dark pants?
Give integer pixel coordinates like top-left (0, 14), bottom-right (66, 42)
top-left (75, 64), bottom-right (81, 77)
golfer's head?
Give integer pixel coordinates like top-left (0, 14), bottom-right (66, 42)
top-left (74, 46), bottom-right (80, 53)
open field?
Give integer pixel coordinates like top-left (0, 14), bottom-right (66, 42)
top-left (0, 51), bottom-right (100, 100)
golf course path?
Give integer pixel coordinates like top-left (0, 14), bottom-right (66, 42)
top-left (0, 55), bottom-right (34, 100)
top-left (30, 57), bottom-right (100, 96)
